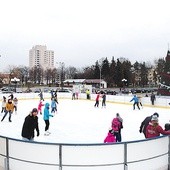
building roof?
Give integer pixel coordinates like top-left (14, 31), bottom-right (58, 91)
top-left (64, 79), bottom-right (106, 84)
top-left (84, 79), bottom-right (104, 83)
top-left (63, 79), bottom-right (86, 83)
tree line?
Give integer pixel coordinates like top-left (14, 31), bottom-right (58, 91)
top-left (0, 56), bottom-right (167, 88)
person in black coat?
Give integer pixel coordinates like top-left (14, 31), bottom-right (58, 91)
top-left (139, 112), bottom-right (159, 138)
top-left (21, 108), bottom-right (40, 141)
top-left (150, 92), bottom-right (156, 105)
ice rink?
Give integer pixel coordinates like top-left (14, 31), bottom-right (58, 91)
top-left (0, 97), bottom-right (170, 144)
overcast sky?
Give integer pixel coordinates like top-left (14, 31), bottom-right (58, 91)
top-left (0, 0), bottom-right (170, 72)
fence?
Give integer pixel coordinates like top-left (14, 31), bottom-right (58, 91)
top-left (0, 135), bottom-right (169, 170)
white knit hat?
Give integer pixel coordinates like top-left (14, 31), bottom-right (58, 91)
top-left (151, 115), bottom-right (158, 121)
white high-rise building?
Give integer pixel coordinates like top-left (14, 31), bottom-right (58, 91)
top-left (29, 45), bottom-right (54, 70)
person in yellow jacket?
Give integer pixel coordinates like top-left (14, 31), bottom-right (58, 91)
top-left (1, 99), bottom-right (14, 122)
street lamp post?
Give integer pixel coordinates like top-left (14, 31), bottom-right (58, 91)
top-left (122, 78), bottom-right (127, 89)
top-left (56, 62), bottom-right (65, 88)
top-left (11, 77), bottom-right (20, 93)
top-left (99, 66), bottom-right (102, 90)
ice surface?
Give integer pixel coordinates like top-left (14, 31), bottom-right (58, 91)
top-left (0, 98), bottom-right (169, 144)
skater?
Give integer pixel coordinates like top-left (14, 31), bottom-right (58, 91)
top-left (43, 102), bottom-right (53, 135)
top-left (94, 92), bottom-right (100, 107)
top-left (145, 115), bottom-right (170, 138)
top-left (139, 112), bottom-right (159, 138)
top-left (1, 96), bottom-right (6, 113)
top-left (150, 92), bottom-right (156, 105)
top-left (8, 92), bottom-right (14, 100)
top-left (54, 90), bottom-right (59, 103)
top-left (165, 123), bottom-right (170, 131)
top-left (86, 89), bottom-right (90, 99)
top-left (13, 97), bottom-right (18, 114)
top-left (72, 89), bottom-right (76, 100)
top-left (130, 95), bottom-right (140, 110)
top-left (38, 89), bottom-right (44, 101)
top-left (37, 100), bottom-right (44, 115)
top-left (101, 92), bottom-right (106, 108)
top-left (75, 91), bottom-right (79, 99)
top-left (1, 99), bottom-right (14, 122)
top-left (21, 108), bottom-right (40, 141)
top-left (104, 128), bottom-right (116, 143)
top-left (50, 89), bottom-right (54, 99)
top-left (138, 95), bottom-right (143, 108)
top-left (111, 113), bottom-right (123, 142)
top-left (116, 113), bottom-right (123, 141)
top-left (51, 97), bottom-right (57, 114)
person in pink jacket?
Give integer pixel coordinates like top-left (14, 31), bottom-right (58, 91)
top-left (146, 115), bottom-right (170, 138)
top-left (38, 100), bottom-right (44, 115)
top-left (104, 128), bottom-right (116, 143)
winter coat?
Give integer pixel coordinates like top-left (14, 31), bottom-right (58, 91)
top-left (139, 116), bottom-right (152, 135)
top-left (130, 96), bottom-right (139, 103)
top-left (112, 118), bottom-right (121, 132)
top-left (38, 101), bottom-right (44, 110)
top-left (95, 94), bottom-right (100, 101)
top-left (146, 122), bottom-right (170, 138)
top-left (43, 103), bottom-right (53, 120)
top-left (5, 102), bottom-right (14, 112)
top-left (150, 94), bottom-right (156, 101)
top-left (21, 113), bottom-right (39, 140)
top-left (1, 100), bottom-right (6, 107)
top-left (13, 98), bottom-right (18, 106)
top-left (104, 131), bottom-right (116, 143)
top-left (51, 100), bottom-right (57, 109)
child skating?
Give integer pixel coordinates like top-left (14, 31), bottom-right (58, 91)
top-left (1, 96), bottom-right (6, 113)
top-left (43, 102), bottom-right (53, 135)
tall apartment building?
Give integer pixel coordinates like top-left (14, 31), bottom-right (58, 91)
top-left (29, 45), bottom-right (54, 70)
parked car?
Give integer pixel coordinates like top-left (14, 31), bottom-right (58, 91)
top-left (58, 89), bottom-right (72, 93)
top-left (16, 88), bottom-right (22, 93)
top-left (1, 87), bottom-right (14, 93)
top-left (24, 89), bottom-right (32, 93)
top-left (34, 89), bottom-right (41, 93)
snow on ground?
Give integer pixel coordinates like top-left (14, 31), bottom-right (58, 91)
top-left (0, 98), bottom-right (170, 144)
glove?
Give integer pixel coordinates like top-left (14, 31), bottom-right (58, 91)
top-left (139, 129), bottom-right (142, 133)
top-left (37, 131), bottom-right (40, 137)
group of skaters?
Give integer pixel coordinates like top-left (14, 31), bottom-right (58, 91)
top-left (21, 91), bottom-right (58, 141)
top-left (130, 92), bottom-right (156, 110)
top-left (1, 89), bottom-right (169, 142)
top-left (104, 112), bottom-right (170, 143)
top-left (94, 91), bottom-right (106, 108)
top-left (139, 112), bottom-right (170, 138)
top-left (104, 113), bottom-right (123, 143)
top-left (1, 93), bottom-right (18, 122)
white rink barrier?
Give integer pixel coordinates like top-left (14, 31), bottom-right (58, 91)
top-left (0, 92), bottom-right (170, 170)
top-left (0, 135), bottom-right (169, 170)
top-left (0, 92), bottom-right (170, 108)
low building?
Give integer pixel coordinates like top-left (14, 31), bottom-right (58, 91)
top-left (63, 79), bottom-right (107, 88)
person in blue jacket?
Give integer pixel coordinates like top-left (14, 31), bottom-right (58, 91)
top-left (130, 95), bottom-right (140, 110)
top-left (43, 103), bottom-right (53, 135)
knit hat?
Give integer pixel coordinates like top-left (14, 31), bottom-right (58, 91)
top-left (153, 112), bottom-right (159, 117)
top-left (32, 108), bottom-right (38, 113)
top-left (151, 115), bottom-right (158, 121)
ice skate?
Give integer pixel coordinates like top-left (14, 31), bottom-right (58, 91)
top-left (44, 131), bottom-right (50, 136)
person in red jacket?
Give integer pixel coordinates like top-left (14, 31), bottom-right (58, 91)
top-left (146, 115), bottom-right (170, 138)
top-left (104, 128), bottom-right (116, 143)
